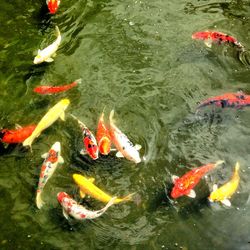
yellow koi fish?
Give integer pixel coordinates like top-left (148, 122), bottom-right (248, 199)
top-left (23, 99), bottom-right (70, 148)
top-left (208, 162), bottom-right (240, 207)
top-left (73, 173), bottom-right (134, 204)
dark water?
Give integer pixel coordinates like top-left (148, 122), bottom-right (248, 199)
top-left (0, 0), bottom-right (250, 249)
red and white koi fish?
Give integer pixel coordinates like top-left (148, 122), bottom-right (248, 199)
top-left (96, 111), bottom-right (111, 155)
top-left (71, 114), bottom-right (99, 160)
top-left (36, 142), bottom-right (64, 209)
top-left (171, 160), bottom-right (224, 199)
top-left (109, 110), bottom-right (141, 164)
top-left (57, 192), bottom-right (116, 220)
top-left (197, 92), bottom-right (250, 109)
top-left (0, 124), bottom-right (36, 144)
top-left (192, 31), bottom-right (244, 49)
top-left (33, 79), bottom-right (81, 95)
top-left (46, 0), bottom-right (61, 14)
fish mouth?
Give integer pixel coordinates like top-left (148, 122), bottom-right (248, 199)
top-left (52, 141), bottom-right (61, 152)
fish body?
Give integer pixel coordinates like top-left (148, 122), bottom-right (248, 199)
top-left (46, 0), bottom-right (61, 14)
top-left (0, 125), bottom-right (36, 144)
top-left (192, 31), bottom-right (244, 49)
top-left (57, 192), bottom-right (116, 220)
top-left (36, 142), bottom-right (64, 209)
top-left (33, 26), bottom-right (61, 64)
top-left (197, 92), bottom-right (250, 109)
top-left (33, 79), bottom-right (81, 95)
top-left (96, 112), bottom-right (111, 155)
top-left (171, 160), bottom-right (224, 199)
top-left (71, 115), bottom-right (99, 160)
top-left (23, 99), bottom-right (70, 148)
top-left (109, 110), bottom-right (141, 164)
top-left (208, 162), bottom-right (240, 207)
top-left (73, 173), bottom-right (133, 204)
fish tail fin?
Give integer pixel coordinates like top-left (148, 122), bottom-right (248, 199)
top-left (55, 25), bottom-right (60, 37)
top-left (74, 78), bottom-right (82, 85)
top-left (214, 160), bottom-right (225, 168)
top-left (235, 162), bottom-right (240, 172)
top-left (70, 114), bottom-right (87, 129)
top-left (101, 196), bottom-right (116, 211)
top-left (22, 136), bottom-right (33, 149)
top-left (36, 192), bottom-right (44, 209)
top-left (118, 192), bottom-right (135, 203)
top-left (109, 109), bottom-right (115, 124)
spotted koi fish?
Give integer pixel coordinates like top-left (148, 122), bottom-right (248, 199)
top-left (171, 160), bottom-right (224, 199)
top-left (71, 114), bottom-right (99, 160)
top-left (197, 92), bottom-right (250, 109)
top-left (192, 31), bottom-right (244, 50)
top-left (57, 192), bottom-right (116, 220)
top-left (36, 142), bottom-right (64, 209)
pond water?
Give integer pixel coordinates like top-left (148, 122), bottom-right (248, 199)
top-left (0, 0), bottom-right (249, 249)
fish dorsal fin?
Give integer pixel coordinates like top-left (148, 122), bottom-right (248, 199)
top-left (204, 39), bottom-right (212, 48)
top-left (187, 189), bottom-right (196, 198)
top-left (88, 178), bottom-right (95, 183)
top-left (134, 144), bottom-right (142, 151)
top-left (221, 199), bottom-right (231, 207)
top-left (116, 151), bottom-right (124, 158)
top-left (58, 156), bottom-right (64, 164)
top-left (213, 184), bottom-right (218, 192)
top-left (171, 175), bottom-right (179, 184)
top-left (41, 152), bottom-right (49, 159)
top-left (62, 208), bottom-right (69, 220)
top-left (80, 190), bottom-right (86, 199)
top-left (59, 111), bottom-right (65, 121)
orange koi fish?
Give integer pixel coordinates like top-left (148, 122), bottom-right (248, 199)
top-left (171, 160), bottom-right (224, 199)
top-left (46, 0), bottom-right (61, 14)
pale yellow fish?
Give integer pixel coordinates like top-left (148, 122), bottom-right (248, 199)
top-left (23, 99), bottom-right (70, 148)
top-left (208, 162), bottom-right (240, 207)
top-left (73, 173), bottom-right (134, 204)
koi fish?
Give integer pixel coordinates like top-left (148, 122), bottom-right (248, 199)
top-left (0, 124), bottom-right (36, 144)
top-left (109, 110), bottom-right (141, 164)
top-left (33, 79), bottom-right (81, 95)
top-left (197, 92), bottom-right (250, 109)
top-left (96, 111), bottom-right (111, 155)
top-left (171, 160), bottom-right (224, 199)
top-left (36, 142), bottom-right (64, 209)
top-left (208, 162), bottom-right (240, 207)
top-left (46, 0), bottom-right (61, 14)
top-left (71, 114), bottom-right (99, 160)
top-left (192, 31), bottom-right (244, 49)
top-left (33, 26), bottom-right (61, 64)
top-left (23, 98), bottom-right (70, 148)
top-left (73, 173), bottom-right (134, 204)
top-left (57, 192), bottom-right (116, 220)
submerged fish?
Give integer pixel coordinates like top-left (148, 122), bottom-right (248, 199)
top-left (36, 142), bottom-right (64, 209)
top-left (0, 124), bottom-right (36, 144)
top-left (109, 110), bottom-right (141, 164)
top-left (33, 26), bottom-right (61, 64)
top-left (57, 192), bottom-right (116, 220)
top-left (208, 162), bottom-right (240, 207)
top-left (46, 0), bottom-right (61, 14)
top-left (23, 98), bottom-right (70, 148)
top-left (96, 111), bottom-right (111, 155)
top-left (171, 160), bottom-right (224, 199)
top-left (33, 79), bottom-right (81, 95)
top-left (192, 31), bottom-right (244, 50)
top-left (73, 173), bottom-right (134, 204)
top-left (197, 92), bottom-right (250, 109)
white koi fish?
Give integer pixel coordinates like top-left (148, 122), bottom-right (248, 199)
top-left (109, 110), bottom-right (141, 164)
top-left (22, 98), bottom-right (70, 148)
top-left (33, 26), bottom-right (61, 64)
top-left (36, 142), bottom-right (64, 209)
top-left (57, 192), bottom-right (116, 220)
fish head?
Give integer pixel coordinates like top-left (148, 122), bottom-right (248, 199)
top-left (57, 192), bottom-right (70, 204)
top-left (33, 53), bottom-right (44, 64)
top-left (47, 0), bottom-right (60, 14)
top-left (51, 141), bottom-right (61, 153)
top-left (84, 135), bottom-right (99, 160)
top-left (98, 136), bottom-right (111, 155)
top-left (73, 174), bottom-right (89, 188)
top-left (60, 98), bottom-right (70, 108)
top-left (170, 184), bottom-right (184, 199)
top-left (192, 31), bottom-right (210, 40)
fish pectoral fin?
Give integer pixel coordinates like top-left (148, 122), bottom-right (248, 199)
top-left (134, 144), bottom-right (142, 151)
top-left (58, 156), bottom-right (64, 164)
top-left (204, 39), bottom-right (212, 48)
top-left (221, 199), bottom-right (231, 207)
top-left (171, 175), bottom-right (179, 184)
top-left (80, 149), bottom-right (87, 155)
top-left (187, 189), bottom-right (196, 198)
top-left (45, 57), bottom-right (54, 63)
top-left (41, 153), bottom-right (49, 159)
top-left (212, 184), bottom-right (218, 192)
top-left (62, 208), bottom-right (70, 220)
top-left (59, 111), bottom-right (65, 121)
top-left (116, 151), bottom-right (124, 158)
top-left (88, 178), bottom-right (95, 183)
top-left (79, 190), bottom-right (86, 199)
